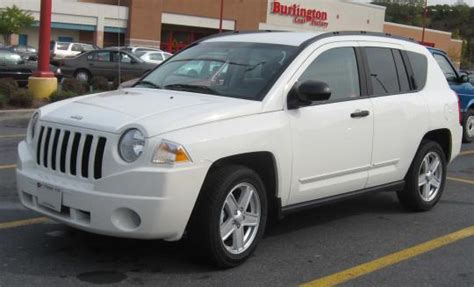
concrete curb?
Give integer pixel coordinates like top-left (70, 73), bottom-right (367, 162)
top-left (0, 109), bottom-right (34, 120)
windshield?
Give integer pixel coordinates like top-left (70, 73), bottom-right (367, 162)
top-left (136, 42), bottom-right (297, 101)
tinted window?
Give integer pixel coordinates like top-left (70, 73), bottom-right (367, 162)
top-left (56, 43), bottom-right (69, 51)
top-left (406, 51), bottom-right (428, 90)
top-left (299, 47), bottom-right (360, 101)
top-left (392, 49), bottom-right (410, 93)
top-left (150, 53), bottom-right (164, 61)
top-left (433, 53), bottom-right (457, 82)
top-left (366, 47), bottom-right (400, 96)
top-left (71, 44), bottom-right (82, 52)
top-left (92, 51), bottom-right (111, 62)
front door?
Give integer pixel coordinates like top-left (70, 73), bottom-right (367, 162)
top-left (287, 43), bottom-right (374, 205)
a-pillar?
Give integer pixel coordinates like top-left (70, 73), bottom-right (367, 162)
top-left (29, 0), bottom-right (57, 100)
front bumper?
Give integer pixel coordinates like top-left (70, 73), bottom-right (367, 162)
top-left (16, 141), bottom-right (210, 241)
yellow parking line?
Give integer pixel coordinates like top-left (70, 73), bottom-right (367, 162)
top-left (0, 134), bottom-right (25, 139)
top-left (0, 217), bottom-right (48, 230)
top-left (459, 150), bottom-right (474, 156)
top-left (0, 164), bottom-right (16, 170)
top-left (301, 226), bottom-right (474, 287)
top-left (447, 176), bottom-right (474, 185)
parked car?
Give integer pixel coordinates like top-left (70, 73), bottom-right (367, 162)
top-left (135, 50), bottom-right (172, 65)
top-left (0, 50), bottom-right (61, 86)
top-left (108, 46), bottom-right (163, 54)
top-left (1, 45), bottom-right (38, 61)
top-left (17, 31), bottom-right (462, 268)
top-left (428, 47), bottom-right (474, 142)
top-left (60, 49), bottom-right (157, 82)
top-left (50, 41), bottom-right (98, 61)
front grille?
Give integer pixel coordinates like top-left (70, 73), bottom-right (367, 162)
top-left (36, 125), bottom-right (107, 180)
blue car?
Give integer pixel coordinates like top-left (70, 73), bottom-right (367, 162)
top-left (428, 47), bottom-right (474, 142)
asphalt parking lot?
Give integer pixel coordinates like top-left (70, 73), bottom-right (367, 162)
top-left (0, 115), bottom-right (473, 287)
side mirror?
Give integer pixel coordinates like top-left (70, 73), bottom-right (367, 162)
top-left (288, 80), bottom-right (331, 109)
top-left (459, 73), bottom-right (470, 83)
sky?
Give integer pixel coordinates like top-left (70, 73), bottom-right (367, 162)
top-left (352, 0), bottom-right (474, 6)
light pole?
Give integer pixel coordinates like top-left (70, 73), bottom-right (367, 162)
top-left (29, 0), bottom-right (57, 100)
top-left (34, 0), bottom-right (53, 78)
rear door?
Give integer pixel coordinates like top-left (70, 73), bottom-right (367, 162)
top-left (88, 51), bottom-right (115, 79)
top-left (360, 43), bottom-right (429, 187)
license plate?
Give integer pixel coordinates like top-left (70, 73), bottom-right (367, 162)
top-left (37, 182), bottom-right (62, 212)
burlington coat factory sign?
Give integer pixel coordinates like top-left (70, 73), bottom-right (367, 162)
top-left (271, 1), bottom-right (329, 28)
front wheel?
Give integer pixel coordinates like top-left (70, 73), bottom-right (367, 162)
top-left (462, 109), bottom-right (474, 143)
top-left (189, 165), bottom-right (267, 268)
top-left (397, 140), bottom-right (447, 211)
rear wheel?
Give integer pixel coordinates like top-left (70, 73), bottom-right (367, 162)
top-left (397, 140), bottom-right (446, 211)
top-left (189, 165), bottom-right (267, 268)
top-left (74, 69), bottom-right (90, 82)
top-left (462, 109), bottom-right (474, 143)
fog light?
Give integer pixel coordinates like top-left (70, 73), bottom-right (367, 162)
top-left (111, 208), bottom-right (141, 231)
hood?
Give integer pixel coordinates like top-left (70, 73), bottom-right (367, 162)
top-left (40, 88), bottom-right (262, 136)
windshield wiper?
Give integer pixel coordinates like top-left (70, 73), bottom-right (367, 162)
top-left (164, 84), bottom-right (220, 95)
top-left (134, 80), bottom-right (162, 89)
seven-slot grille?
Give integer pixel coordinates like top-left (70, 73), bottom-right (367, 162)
top-left (35, 125), bottom-right (107, 180)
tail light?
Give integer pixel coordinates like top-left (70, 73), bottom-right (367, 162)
top-left (456, 92), bottom-right (462, 125)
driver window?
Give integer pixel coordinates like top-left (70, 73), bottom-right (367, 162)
top-left (433, 53), bottom-right (457, 82)
top-left (299, 47), bottom-right (360, 102)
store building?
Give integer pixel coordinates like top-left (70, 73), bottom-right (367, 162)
top-left (0, 0), bottom-right (463, 63)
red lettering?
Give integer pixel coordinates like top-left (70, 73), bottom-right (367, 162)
top-left (272, 1), bottom-right (280, 13)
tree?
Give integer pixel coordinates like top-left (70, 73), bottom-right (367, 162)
top-left (0, 5), bottom-right (35, 45)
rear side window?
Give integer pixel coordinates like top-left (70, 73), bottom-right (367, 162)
top-left (365, 47), bottom-right (400, 96)
top-left (299, 47), bottom-right (360, 102)
top-left (406, 51), bottom-right (428, 90)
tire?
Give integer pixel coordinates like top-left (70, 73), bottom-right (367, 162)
top-left (74, 69), bottom-right (90, 82)
top-left (397, 140), bottom-right (447, 211)
top-left (462, 109), bottom-right (474, 143)
top-left (188, 165), bottom-right (268, 268)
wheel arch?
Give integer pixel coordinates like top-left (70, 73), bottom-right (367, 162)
top-left (420, 128), bottom-right (452, 162)
top-left (205, 151), bottom-right (280, 219)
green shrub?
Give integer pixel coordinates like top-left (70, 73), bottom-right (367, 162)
top-left (0, 93), bottom-right (7, 109)
top-left (91, 76), bottom-right (110, 92)
top-left (62, 78), bottom-right (88, 95)
top-left (9, 88), bottom-right (33, 108)
top-left (49, 90), bottom-right (78, 103)
top-left (0, 78), bottom-right (19, 98)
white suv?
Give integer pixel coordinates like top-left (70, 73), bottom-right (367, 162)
top-left (17, 31), bottom-right (462, 267)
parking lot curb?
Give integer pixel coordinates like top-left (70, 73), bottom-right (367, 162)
top-left (0, 109), bottom-right (34, 120)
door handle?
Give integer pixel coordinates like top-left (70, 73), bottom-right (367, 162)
top-left (351, 110), bottom-right (370, 118)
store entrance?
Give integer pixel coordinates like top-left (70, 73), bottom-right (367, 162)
top-left (160, 24), bottom-right (219, 53)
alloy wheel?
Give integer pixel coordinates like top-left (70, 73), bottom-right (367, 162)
top-left (418, 151), bottom-right (443, 202)
top-left (220, 182), bottom-right (261, 255)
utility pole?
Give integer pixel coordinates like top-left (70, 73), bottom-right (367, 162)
top-left (421, 0), bottom-right (428, 44)
top-left (219, 0), bottom-right (224, 32)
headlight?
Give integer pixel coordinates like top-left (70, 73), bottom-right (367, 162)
top-left (55, 68), bottom-right (61, 75)
top-left (152, 140), bottom-right (192, 164)
top-left (118, 129), bottom-right (145, 163)
top-left (29, 112), bottom-right (40, 140)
